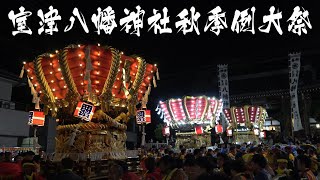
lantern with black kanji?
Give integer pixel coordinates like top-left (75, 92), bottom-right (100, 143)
top-left (136, 110), bottom-right (151, 125)
top-left (73, 102), bottom-right (95, 121)
top-left (28, 111), bottom-right (45, 126)
top-left (195, 126), bottom-right (203, 135)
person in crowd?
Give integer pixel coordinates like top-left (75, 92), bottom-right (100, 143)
top-left (118, 160), bottom-right (140, 180)
top-left (109, 163), bottom-right (124, 180)
top-left (228, 146), bottom-right (237, 160)
top-left (307, 148), bottom-right (318, 176)
top-left (274, 158), bottom-right (292, 178)
top-left (179, 148), bottom-right (187, 160)
top-left (183, 156), bottom-right (202, 180)
top-left (21, 160), bottom-right (44, 180)
top-left (193, 149), bottom-right (202, 159)
top-left (296, 155), bottom-right (317, 180)
top-left (224, 159), bottom-right (252, 180)
top-left (55, 157), bottom-right (83, 180)
top-left (0, 152), bottom-right (22, 179)
top-left (251, 154), bottom-right (273, 180)
top-left (159, 155), bottom-right (187, 180)
top-left (143, 156), bottom-right (161, 180)
top-left (217, 152), bottom-right (230, 172)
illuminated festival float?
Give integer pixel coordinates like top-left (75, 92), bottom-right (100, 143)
top-left (156, 96), bottom-right (223, 148)
top-left (223, 105), bottom-right (268, 144)
top-left (22, 44), bottom-right (159, 162)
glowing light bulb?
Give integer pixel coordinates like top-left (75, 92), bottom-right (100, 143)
top-left (115, 86), bottom-right (117, 88)
top-left (81, 82), bottom-right (84, 85)
top-left (140, 91), bottom-right (143, 93)
top-left (30, 77), bottom-right (33, 79)
top-left (55, 50), bottom-right (59, 53)
top-left (27, 69), bottom-right (30, 72)
top-left (64, 85), bottom-right (67, 88)
top-left (96, 71), bottom-right (100, 75)
top-left (49, 54), bottom-right (54, 58)
top-left (58, 68), bottom-right (61, 71)
top-left (97, 43), bottom-right (100, 46)
top-left (98, 52), bottom-right (100, 56)
top-left (23, 61), bottom-right (26, 65)
top-left (50, 71), bottom-right (53, 74)
top-left (130, 81), bottom-right (133, 83)
top-left (34, 84), bottom-right (37, 87)
top-left (79, 64), bottom-right (83, 67)
top-left (51, 80), bottom-right (54, 83)
top-left (154, 64), bottom-right (157, 66)
top-left (112, 94), bottom-right (115, 97)
top-left (120, 60), bottom-right (122, 63)
top-left (96, 89), bottom-right (99, 93)
top-left (97, 62), bottom-right (100, 66)
top-left (80, 74), bottom-right (83, 76)
top-left (61, 77), bottom-right (64, 80)
top-left (133, 73), bottom-right (135, 75)
top-left (52, 88), bottom-right (55, 91)
top-left (96, 80), bottom-right (99, 84)
top-left (78, 44), bottom-right (81, 47)
top-left (50, 63), bottom-right (53, 66)
top-left (55, 97), bottom-right (58, 99)
top-left (121, 52), bottom-right (124, 55)
top-left (118, 69), bottom-right (120, 72)
top-left (78, 54), bottom-right (82, 57)
top-left (117, 78), bottom-right (120, 80)
top-left (135, 65), bottom-right (138, 68)
top-left (147, 77), bottom-right (150, 80)
top-left (39, 91), bottom-right (42, 93)
top-left (151, 71), bottom-right (153, 73)
top-left (122, 105), bottom-right (125, 107)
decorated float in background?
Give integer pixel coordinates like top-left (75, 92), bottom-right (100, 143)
top-left (223, 105), bottom-right (268, 144)
top-left (22, 44), bottom-right (159, 163)
top-left (156, 96), bottom-right (223, 148)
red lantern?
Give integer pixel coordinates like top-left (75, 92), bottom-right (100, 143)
top-left (28, 111), bottom-right (45, 126)
top-left (195, 126), bottom-right (203, 134)
top-left (162, 126), bottom-right (170, 136)
top-left (215, 124), bottom-right (223, 134)
top-left (73, 102), bottom-right (95, 121)
top-left (136, 110), bottom-right (151, 124)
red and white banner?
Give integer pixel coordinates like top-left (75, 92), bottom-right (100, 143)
top-left (136, 110), bottom-right (151, 124)
top-left (28, 111), bottom-right (45, 126)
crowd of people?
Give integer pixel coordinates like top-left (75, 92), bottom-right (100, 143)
top-left (0, 141), bottom-right (319, 180)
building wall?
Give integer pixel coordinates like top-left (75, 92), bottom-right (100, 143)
top-left (0, 80), bottom-right (13, 101)
top-left (0, 108), bottom-right (29, 147)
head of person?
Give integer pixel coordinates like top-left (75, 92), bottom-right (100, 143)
top-left (229, 146), bottom-right (236, 155)
top-left (109, 164), bottom-right (124, 180)
top-left (229, 159), bottom-right (246, 177)
top-left (158, 155), bottom-right (176, 174)
top-left (14, 154), bottom-right (24, 162)
top-left (277, 159), bottom-right (288, 170)
top-left (61, 157), bottom-right (74, 170)
top-left (217, 152), bottom-right (229, 168)
top-left (296, 155), bottom-right (311, 172)
top-left (22, 160), bottom-right (36, 176)
top-left (207, 149), bottom-right (213, 156)
top-left (4, 152), bottom-right (12, 162)
top-left (193, 149), bottom-right (201, 158)
top-left (24, 151), bottom-right (35, 161)
top-left (145, 156), bottom-right (157, 173)
top-left (251, 154), bottom-right (267, 172)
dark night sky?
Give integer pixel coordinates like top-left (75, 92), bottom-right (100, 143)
top-left (0, 0), bottom-right (319, 140)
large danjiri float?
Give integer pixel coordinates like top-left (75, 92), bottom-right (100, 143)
top-left (22, 44), bottom-right (159, 163)
top-left (156, 96), bottom-right (268, 148)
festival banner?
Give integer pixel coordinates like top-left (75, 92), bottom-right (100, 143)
top-left (218, 64), bottom-right (230, 109)
top-left (288, 52), bottom-right (303, 131)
